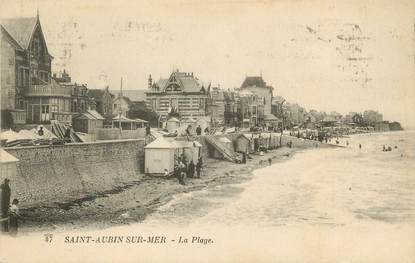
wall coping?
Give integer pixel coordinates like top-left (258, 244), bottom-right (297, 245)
top-left (5, 138), bottom-right (145, 151)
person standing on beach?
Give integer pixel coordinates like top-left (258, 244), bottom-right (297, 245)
top-left (0, 178), bottom-right (11, 232)
top-left (196, 125), bottom-right (202, 136)
top-left (242, 153), bottom-right (247, 164)
top-left (8, 199), bottom-right (21, 236)
top-left (196, 157), bottom-right (203, 178)
top-left (174, 164), bottom-right (179, 180)
top-left (196, 160), bottom-right (202, 178)
top-left (178, 161), bottom-right (186, 185)
top-left (359, 144), bottom-right (362, 149)
top-left (146, 124), bottom-right (151, 137)
top-left (188, 161), bottom-right (195, 178)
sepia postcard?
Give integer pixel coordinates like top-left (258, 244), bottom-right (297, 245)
top-left (0, 0), bottom-right (414, 262)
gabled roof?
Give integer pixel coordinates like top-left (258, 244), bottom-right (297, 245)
top-left (241, 76), bottom-right (266, 89)
top-left (1, 26), bottom-right (23, 50)
top-left (178, 77), bottom-right (202, 93)
top-left (1, 17), bottom-right (37, 50)
top-left (111, 115), bottom-right (148, 123)
top-left (87, 110), bottom-right (105, 120)
top-left (150, 71), bottom-right (205, 93)
top-left (0, 149), bottom-right (19, 164)
top-left (145, 137), bottom-right (176, 149)
top-left (74, 110), bottom-right (105, 120)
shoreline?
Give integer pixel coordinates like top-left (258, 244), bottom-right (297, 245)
top-left (18, 146), bottom-right (306, 233)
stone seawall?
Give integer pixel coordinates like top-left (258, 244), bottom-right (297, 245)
top-left (3, 139), bottom-right (145, 206)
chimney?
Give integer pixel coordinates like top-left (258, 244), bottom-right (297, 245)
top-left (148, 74), bottom-right (153, 89)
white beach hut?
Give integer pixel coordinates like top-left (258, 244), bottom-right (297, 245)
top-left (145, 137), bottom-right (176, 176)
top-left (0, 149), bottom-right (19, 180)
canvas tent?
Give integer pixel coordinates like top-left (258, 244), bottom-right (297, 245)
top-left (235, 134), bottom-right (253, 153)
top-left (212, 137), bottom-right (233, 158)
top-left (145, 138), bottom-right (177, 175)
top-left (174, 140), bottom-right (202, 164)
top-left (165, 117), bottom-right (180, 133)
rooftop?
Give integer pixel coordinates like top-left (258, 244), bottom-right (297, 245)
top-left (1, 16), bottom-right (37, 50)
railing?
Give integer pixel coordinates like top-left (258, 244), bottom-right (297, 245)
top-left (25, 85), bottom-right (72, 97)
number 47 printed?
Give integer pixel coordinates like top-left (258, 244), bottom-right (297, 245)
top-left (44, 233), bottom-right (53, 243)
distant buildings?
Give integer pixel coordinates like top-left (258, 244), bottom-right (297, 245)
top-left (207, 86), bottom-right (226, 126)
top-left (238, 76), bottom-right (273, 115)
top-left (112, 94), bottom-right (131, 118)
top-left (87, 86), bottom-right (114, 122)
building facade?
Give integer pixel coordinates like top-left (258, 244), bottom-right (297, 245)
top-left (55, 70), bottom-right (91, 115)
top-left (146, 70), bottom-right (208, 119)
top-left (207, 86), bottom-right (226, 126)
top-left (112, 95), bottom-right (131, 118)
top-left (235, 90), bottom-right (265, 128)
top-left (238, 76), bottom-right (273, 115)
top-left (87, 86), bottom-right (114, 121)
top-left (0, 15), bottom-right (75, 126)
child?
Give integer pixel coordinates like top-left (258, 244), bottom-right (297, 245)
top-left (9, 199), bottom-right (21, 236)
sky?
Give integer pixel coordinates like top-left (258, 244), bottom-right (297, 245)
top-left (1, 0), bottom-right (414, 127)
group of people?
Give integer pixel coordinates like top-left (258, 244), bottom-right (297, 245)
top-left (187, 125), bottom-right (210, 137)
top-left (173, 156), bottom-right (203, 185)
top-left (1, 178), bottom-right (22, 236)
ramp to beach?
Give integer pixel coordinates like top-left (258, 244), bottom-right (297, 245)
top-left (205, 135), bottom-right (239, 163)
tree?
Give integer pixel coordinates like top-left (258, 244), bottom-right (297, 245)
top-left (128, 101), bottom-right (159, 127)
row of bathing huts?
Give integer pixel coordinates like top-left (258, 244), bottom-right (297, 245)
top-left (144, 132), bottom-right (285, 176)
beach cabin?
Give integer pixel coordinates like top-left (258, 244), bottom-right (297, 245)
top-left (145, 138), bottom-right (176, 176)
top-left (165, 117), bottom-right (180, 133)
top-left (269, 133), bottom-right (281, 149)
top-left (0, 149), bottom-right (19, 180)
top-left (72, 110), bottom-right (105, 134)
top-left (234, 134), bottom-right (253, 154)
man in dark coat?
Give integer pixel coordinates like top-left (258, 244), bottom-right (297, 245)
top-left (242, 153), bottom-right (247, 164)
top-left (0, 178), bottom-right (11, 232)
top-left (64, 126), bottom-right (71, 139)
top-left (188, 161), bottom-right (195, 178)
top-left (196, 158), bottom-right (202, 178)
top-left (196, 125), bottom-right (202, 136)
top-left (146, 125), bottom-right (151, 136)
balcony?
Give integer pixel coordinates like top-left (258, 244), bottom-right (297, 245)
top-left (24, 84), bottom-right (72, 98)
